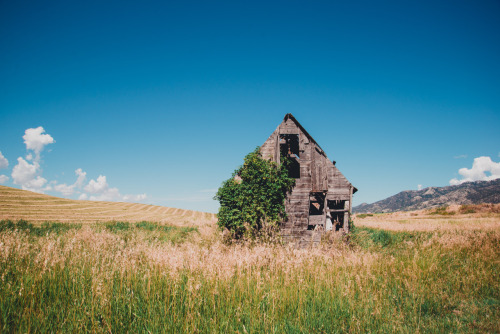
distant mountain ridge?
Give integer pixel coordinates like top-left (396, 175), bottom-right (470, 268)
top-left (353, 179), bottom-right (500, 213)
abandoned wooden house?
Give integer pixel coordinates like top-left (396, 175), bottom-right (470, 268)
top-left (260, 114), bottom-right (357, 247)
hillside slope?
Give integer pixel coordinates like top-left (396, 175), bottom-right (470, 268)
top-left (353, 179), bottom-right (500, 213)
top-left (0, 185), bottom-right (216, 225)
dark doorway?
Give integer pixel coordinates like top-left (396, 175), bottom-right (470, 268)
top-left (331, 212), bottom-right (345, 231)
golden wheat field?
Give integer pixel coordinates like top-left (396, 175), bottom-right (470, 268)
top-left (1, 185), bottom-right (499, 333)
top-left (354, 204), bottom-right (500, 232)
top-left (0, 185), bottom-right (216, 235)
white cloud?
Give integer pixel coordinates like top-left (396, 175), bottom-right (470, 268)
top-left (23, 127), bottom-right (55, 160)
top-left (53, 183), bottom-right (75, 196)
top-left (454, 154), bottom-right (467, 159)
top-left (9, 127), bottom-right (55, 193)
top-left (74, 168), bottom-right (86, 188)
top-left (10, 126), bottom-right (146, 202)
top-left (84, 175), bottom-right (109, 194)
top-left (417, 184), bottom-right (422, 190)
top-left (0, 152), bottom-right (8, 169)
top-left (123, 193), bottom-right (147, 202)
top-left (450, 156), bottom-right (500, 185)
top-left (0, 152), bottom-right (11, 184)
top-left (89, 188), bottom-right (121, 201)
top-left (11, 157), bottom-right (48, 192)
top-left (53, 168), bottom-right (87, 196)
top-left (82, 175), bottom-right (146, 202)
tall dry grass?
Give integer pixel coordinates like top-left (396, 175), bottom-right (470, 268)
top-left (1, 217), bottom-right (499, 333)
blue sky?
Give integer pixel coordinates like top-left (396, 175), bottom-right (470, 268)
top-left (1, 0), bottom-right (499, 212)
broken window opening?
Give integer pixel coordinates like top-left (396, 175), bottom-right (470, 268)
top-left (280, 134), bottom-right (300, 178)
top-left (307, 224), bottom-right (324, 231)
top-left (279, 134), bottom-right (299, 157)
top-left (309, 192), bottom-right (325, 215)
top-left (327, 200), bottom-right (345, 210)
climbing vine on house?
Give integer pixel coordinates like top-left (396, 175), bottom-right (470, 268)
top-left (214, 148), bottom-right (295, 239)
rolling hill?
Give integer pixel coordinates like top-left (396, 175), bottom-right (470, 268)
top-left (353, 178), bottom-right (500, 213)
top-left (0, 185), bottom-right (216, 224)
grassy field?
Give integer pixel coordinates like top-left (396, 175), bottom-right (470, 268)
top-left (1, 187), bottom-right (499, 333)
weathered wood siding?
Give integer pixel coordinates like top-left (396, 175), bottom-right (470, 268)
top-left (260, 126), bottom-right (280, 162)
top-left (260, 114), bottom-right (355, 247)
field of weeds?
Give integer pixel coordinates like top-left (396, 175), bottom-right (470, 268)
top-left (1, 210), bottom-right (499, 333)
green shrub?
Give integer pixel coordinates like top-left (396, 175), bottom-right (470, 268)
top-left (104, 221), bottom-right (130, 232)
top-left (430, 206), bottom-right (455, 215)
top-left (214, 147), bottom-right (295, 239)
top-left (350, 226), bottom-right (424, 250)
top-left (0, 219), bottom-right (80, 236)
top-left (0, 219), bottom-right (16, 232)
top-left (370, 229), bottom-right (393, 247)
top-left (459, 205), bottom-right (476, 214)
top-left (135, 221), bottom-right (157, 231)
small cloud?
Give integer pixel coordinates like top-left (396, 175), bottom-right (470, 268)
top-left (84, 175), bottom-right (108, 194)
top-left (23, 127), bottom-right (55, 161)
top-left (449, 156), bottom-right (500, 185)
top-left (53, 168), bottom-right (87, 196)
top-left (454, 154), bottom-right (467, 159)
top-left (53, 183), bottom-right (75, 196)
top-left (83, 175), bottom-right (146, 202)
top-left (417, 184), bottom-right (422, 190)
top-left (0, 152), bottom-right (8, 169)
top-left (74, 168), bottom-right (86, 188)
top-left (0, 175), bottom-right (9, 184)
top-left (122, 193), bottom-right (147, 202)
top-left (11, 157), bottom-right (48, 193)
top-left (84, 175), bottom-right (121, 201)
top-left (10, 127), bottom-right (56, 193)
top-left (87, 186), bottom-right (120, 201)
top-left (78, 193), bottom-right (88, 200)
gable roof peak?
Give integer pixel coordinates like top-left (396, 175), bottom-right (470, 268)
top-left (281, 113), bottom-right (324, 153)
